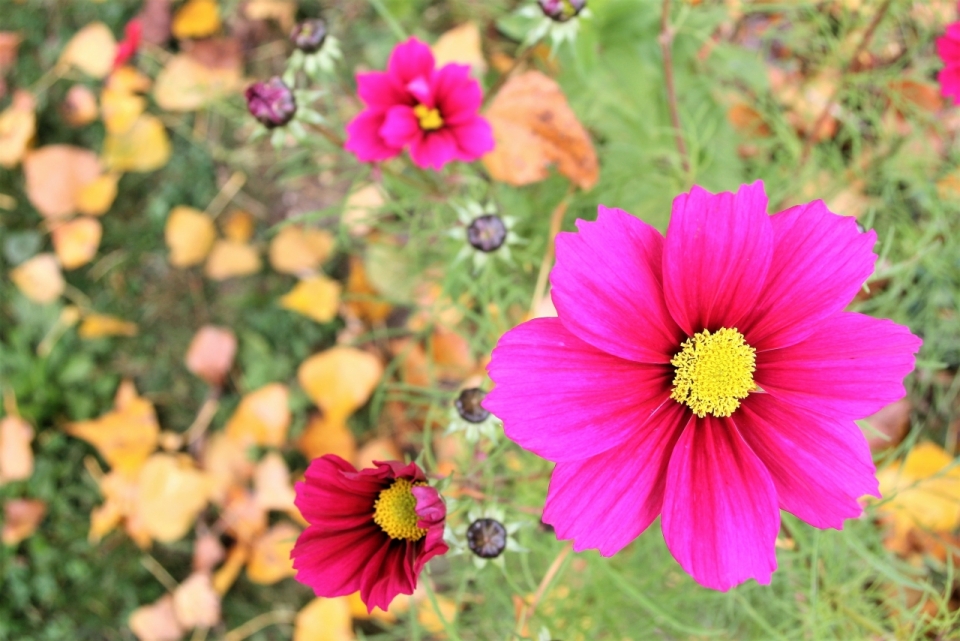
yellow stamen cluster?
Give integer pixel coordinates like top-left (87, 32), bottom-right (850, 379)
top-left (413, 104), bottom-right (444, 131)
top-left (670, 327), bottom-right (757, 418)
top-left (373, 478), bottom-right (428, 541)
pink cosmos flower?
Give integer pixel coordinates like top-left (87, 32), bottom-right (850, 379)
top-left (291, 455), bottom-right (448, 611)
top-left (345, 37), bottom-right (494, 171)
top-left (484, 181), bottom-right (921, 591)
top-left (937, 23), bottom-right (960, 103)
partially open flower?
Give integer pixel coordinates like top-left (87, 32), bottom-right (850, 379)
top-left (291, 19), bottom-right (328, 53)
top-left (292, 455), bottom-right (448, 611)
top-left (538, 0), bottom-right (587, 22)
top-left (245, 77), bottom-right (297, 129)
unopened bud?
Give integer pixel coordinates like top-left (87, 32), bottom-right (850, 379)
top-left (291, 19), bottom-right (328, 54)
top-left (466, 215), bottom-right (507, 253)
top-left (244, 77), bottom-right (297, 128)
top-left (538, 0), bottom-right (586, 22)
top-left (466, 518), bottom-right (508, 559)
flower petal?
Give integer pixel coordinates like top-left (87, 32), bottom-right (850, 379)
top-left (937, 25), bottom-right (960, 63)
top-left (662, 182), bottom-right (774, 335)
top-left (360, 539), bottom-right (414, 612)
top-left (484, 317), bottom-right (673, 462)
top-left (387, 38), bottom-right (435, 90)
top-left (357, 71), bottom-right (407, 108)
top-left (755, 312), bottom-right (921, 419)
top-left (542, 400), bottom-right (687, 555)
top-left (345, 110), bottom-right (402, 162)
top-left (661, 415), bottom-right (779, 591)
top-left (939, 65), bottom-right (960, 103)
top-left (550, 206), bottom-right (683, 364)
top-left (738, 394), bottom-right (879, 529)
top-left (380, 105), bottom-right (423, 149)
top-left (741, 200), bottom-right (877, 350)
top-left (433, 63), bottom-right (481, 123)
top-left (408, 129), bottom-right (459, 170)
top-left (294, 455), bottom-right (381, 529)
top-left (450, 116), bottom-right (495, 160)
top-left (292, 525), bottom-right (385, 599)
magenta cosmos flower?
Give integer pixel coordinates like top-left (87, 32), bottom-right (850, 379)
top-left (291, 455), bottom-right (448, 611)
top-left (345, 37), bottom-right (494, 171)
top-left (938, 23), bottom-right (960, 103)
top-left (484, 181), bottom-right (921, 590)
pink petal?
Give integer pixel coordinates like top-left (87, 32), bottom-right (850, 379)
top-left (360, 540), bottom-right (415, 612)
top-left (755, 311), bottom-right (921, 419)
top-left (357, 71), bottom-right (407, 108)
top-left (662, 182), bottom-right (774, 335)
top-left (661, 415), bottom-right (779, 591)
top-left (345, 110), bottom-right (402, 162)
top-left (542, 401), bottom-right (688, 555)
top-left (405, 76), bottom-right (433, 106)
top-left (738, 394), bottom-right (879, 529)
top-left (295, 455), bottom-right (381, 528)
top-left (484, 317), bottom-right (673, 462)
top-left (408, 129), bottom-right (459, 170)
top-left (292, 525), bottom-right (385, 598)
top-left (412, 485), bottom-right (446, 529)
top-left (450, 116), bottom-right (495, 160)
top-left (380, 105), bottom-right (423, 149)
top-left (387, 38), bottom-right (435, 90)
top-left (740, 200), bottom-right (877, 350)
top-left (433, 63), bottom-right (481, 124)
top-left (940, 65), bottom-right (960, 103)
top-left (550, 206), bottom-right (684, 364)
top-left (937, 25), bottom-right (960, 63)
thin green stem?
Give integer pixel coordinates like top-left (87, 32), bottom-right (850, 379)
top-left (368, 0), bottom-right (408, 42)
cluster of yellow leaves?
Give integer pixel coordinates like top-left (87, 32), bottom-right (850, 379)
top-left (164, 206), bottom-right (262, 279)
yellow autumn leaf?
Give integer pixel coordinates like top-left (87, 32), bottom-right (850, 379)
top-left (0, 90), bottom-right (36, 168)
top-left (877, 442), bottom-right (960, 538)
top-left (244, 0), bottom-right (297, 31)
top-left (51, 216), bottom-right (102, 270)
top-left (153, 48), bottom-right (243, 112)
top-left (432, 22), bottom-right (486, 74)
top-left (102, 114), bottom-right (172, 172)
top-left (2, 499), bottom-right (47, 546)
top-left (58, 22), bottom-right (116, 79)
top-left (108, 66), bottom-right (152, 94)
top-left (202, 432), bottom-right (255, 505)
top-left (0, 415), bottom-right (34, 484)
top-left (297, 413), bottom-right (357, 462)
top-left (224, 383), bottom-right (290, 448)
top-left (75, 173), bottom-right (119, 216)
top-left (221, 209), bottom-right (256, 242)
top-left (347, 591), bottom-right (398, 624)
top-left (279, 275), bottom-right (341, 323)
top-left (23, 145), bottom-right (100, 219)
top-left (253, 452), bottom-right (296, 512)
top-left (294, 598), bottom-right (355, 641)
top-left (165, 206), bottom-right (217, 267)
top-left (10, 254), bottom-right (65, 304)
top-left (298, 347), bottom-right (383, 424)
top-left (247, 522), bottom-right (300, 585)
top-left (204, 239), bottom-right (262, 280)
top-left (137, 454), bottom-right (210, 543)
top-left (172, 572), bottom-right (221, 629)
top-left (78, 313), bottom-right (138, 338)
top-left (101, 86), bottom-right (146, 134)
top-left (268, 225), bottom-right (334, 275)
top-left (172, 0), bottom-right (221, 40)
top-left (213, 544), bottom-right (250, 595)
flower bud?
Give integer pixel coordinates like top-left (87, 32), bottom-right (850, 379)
top-left (456, 388), bottom-right (490, 423)
top-left (538, 0), bottom-right (586, 22)
top-left (466, 215), bottom-right (507, 253)
top-left (466, 518), bottom-right (508, 559)
top-left (291, 19), bottom-right (328, 54)
top-left (244, 77), bottom-right (297, 128)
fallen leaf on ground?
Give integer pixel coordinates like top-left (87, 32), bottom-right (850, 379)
top-left (102, 114), bottom-right (172, 172)
top-left (153, 41), bottom-right (243, 112)
top-left (172, 0), bottom-right (220, 40)
top-left (185, 325), bottom-right (237, 386)
top-left (78, 313), bottom-right (138, 338)
top-left (220, 488), bottom-right (267, 543)
top-left (2, 499), bottom-right (46, 546)
top-left (0, 90), bottom-right (36, 168)
top-left (293, 597), bottom-right (355, 641)
top-left (341, 184), bottom-right (385, 237)
top-left (23, 145), bottom-right (100, 219)
top-left (138, 0), bottom-right (173, 45)
top-left (193, 533), bottom-right (225, 573)
top-left (280, 275), bottom-right (341, 323)
top-left (344, 256), bottom-right (391, 324)
top-left (137, 454), bottom-right (210, 543)
top-left (0, 32), bottom-right (21, 71)
top-left (432, 22), bottom-right (486, 74)
top-left (297, 413), bottom-right (357, 462)
top-left (109, 66), bottom-right (153, 94)
top-left (865, 399), bottom-right (912, 453)
top-left (101, 86), bottom-right (146, 134)
top-left (221, 210), bottom-right (255, 242)
top-left (62, 85), bottom-right (99, 127)
top-left (483, 70), bottom-right (598, 190)
top-left (58, 22), bottom-right (116, 79)
top-left (75, 173), bottom-right (119, 216)
top-left (202, 433), bottom-right (254, 504)
top-left (0, 415), bottom-right (34, 483)
top-left (165, 206), bottom-right (216, 267)
top-left (268, 225), bottom-right (334, 275)
top-left (253, 452), bottom-right (296, 512)
top-left (355, 437), bottom-right (403, 470)
top-left (430, 327), bottom-right (477, 382)
top-left (298, 347), bottom-right (384, 424)
top-left (10, 254), bottom-right (65, 304)
top-left (224, 383), bottom-right (290, 447)
top-left (212, 544), bottom-right (249, 594)
top-left (245, 0), bottom-right (297, 30)
top-left (129, 595), bottom-right (185, 641)
top-left (347, 591), bottom-right (397, 624)
top-left (204, 239), bottom-right (261, 280)
top-left (172, 572), bottom-right (220, 629)
top-left (247, 522), bottom-right (300, 584)
top-left (52, 217), bottom-right (103, 269)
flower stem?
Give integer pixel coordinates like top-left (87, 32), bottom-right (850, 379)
top-left (659, 0), bottom-right (690, 175)
top-left (368, 0), bottom-right (408, 42)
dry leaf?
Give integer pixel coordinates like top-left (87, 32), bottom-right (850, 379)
top-left (172, 572), bottom-right (221, 629)
top-left (224, 383), bottom-right (290, 448)
top-left (193, 533), bottom-right (225, 573)
top-left (101, 86), bottom-right (146, 135)
top-left (172, 0), bottom-right (221, 40)
top-left (67, 383), bottom-right (159, 474)
top-left (102, 114), bottom-right (172, 172)
top-left (10, 254), bottom-right (65, 304)
top-left (268, 225), bottom-right (334, 275)
top-left (483, 70), bottom-right (598, 190)
top-left (165, 206), bottom-right (217, 267)
top-left (185, 325), bottom-right (237, 386)
top-left (52, 217), bottom-right (102, 270)
top-left (344, 256), bottom-right (391, 324)
top-left (220, 488), bottom-right (267, 543)
top-left (59, 22), bottom-right (117, 79)
top-left (297, 413), bottom-right (356, 462)
top-left (244, 0), bottom-right (297, 30)
top-left (138, 0), bottom-right (173, 45)
top-left (221, 210), bottom-right (255, 242)
top-left (108, 66), bottom-right (153, 94)
top-left (432, 23), bottom-right (486, 74)
top-left (62, 85), bottom-right (99, 127)
top-left (76, 173), bottom-right (119, 216)
top-left (430, 327), bottom-right (476, 383)
top-left (298, 347), bottom-right (384, 424)
top-left (866, 399), bottom-right (911, 453)
top-left (2, 499), bottom-right (46, 546)
top-left (253, 452), bottom-right (296, 512)
top-left (280, 275), bottom-right (341, 323)
top-left (0, 416), bottom-right (34, 484)
top-left (347, 591), bottom-right (397, 624)
top-left (727, 102), bottom-right (771, 137)
top-left (247, 522), bottom-right (300, 584)
top-left (78, 313), bottom-right (138, 338)
top-left (153, 42), bottom-right (243, 112)
top-left (129, 595), bottom-right (185, 641)
top-left (293, 598), bottom-right (356, 641)
top-left (23, 145), bottom-right (100, 219)
top-left (341, 184), bottom-right (385, 237)
top-left (202, 433), bottom-right (254, 504)
top-left (355, 437), bottom-right (403, 470)
top-left (0, 90), bottom-right (36, 168)
top-left (204, 239), bottom-right (261, 280)
top-left (137, 454), bottom-right (210, 542)
top-left (0, 32), bottom-right (21, 71)
top-left (212, 544), bottom-right (249, 594)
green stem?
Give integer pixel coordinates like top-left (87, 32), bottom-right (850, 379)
top-left (368, 0), bottom-right (408, 42)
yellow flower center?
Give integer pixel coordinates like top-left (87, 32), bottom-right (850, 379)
top-left (413, 104), bottom-right (444, 131)
top-left (373, 478), bottom-right (428, 541)
top-left (670, 327), bottom-right (757, 418)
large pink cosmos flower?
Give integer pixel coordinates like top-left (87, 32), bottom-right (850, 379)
top-left (938, 23), bottom-right (960, 103)
top-left (291, 455), bottom-right (448, 611)
top-left (345, 38), bottom-right (494, 171)
top-left (484, 182), bottom-right (921, 590)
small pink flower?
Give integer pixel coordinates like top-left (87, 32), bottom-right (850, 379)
top-left (484, 181), bottom-right (921, 591)
top-left (113, 19), bottom-right (142, 70)
top-left (937, 23), bottom-right (960, 103)
top-left (345, 38), bottom-right (494, 171)
top-left (291, 455), bottom-right (448, 611)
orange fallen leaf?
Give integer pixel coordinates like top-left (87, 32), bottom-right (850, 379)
top-left (212, 544), bottom-right (249, 595)
top-left (172, 0), bottom-right (221, 40)
top-left (62, 85), bottom-right (99, 127)
top-left (185, 325), bottom-right (237, 386)
top-left (137, 454), bottom-right (210, 543)
top-left (432, 22), bottom-right (486, 74)
top-left (23, 145), bottom-right (100, 219)
top-left (221, 209), bottom-right (256, 242)
top-left (129, 595), bottom-right (185, 641)
top-left (165, 206), bottom-right (217, 267)
top-left (297, 413), bottom-right (357, 462)
top-left (52, 216), bottom-right (102, 269)
top-left (75, 173), bottom-right (119, 216)
top-left (244, 0), bottom-right (297, 31)
top-left (247, 522), bottom-right (300, 585)
top-left (78, 313), bottom-right (138, 338)
top-left (153, 42), bottom-right (243, 112)
top-left (202, 433), bottom-right (255, 504)
top-left (253, 452), bottom-right (296, 512)
top-left (204, 239), bottom-right (261, 280)
top-left (280, 275), bottom-right (341, 323)
top-left (172, 572), bottom-right (221, 629)
top-left (0, 90), bottom-right (36, 168)
top-left (2, 499), bottom-right (46, 546)
top-left (483, 70), bottom-right (598, 190)
top-left (90, 469), bottom-right (147, 545)
top-left (727, 102), bottom-right (771, 137)
top-left (355, 437), bottom-right (403, 470)
top-left (344, 256), bottom-right (391, 324)
top-left (58, 22), bottom-right (116, 79)
top-left (101, 86), bottom-right (146, 135)
top-left (298, 347), bottom-right (384, 424)
top-left (347, 591), bottom-right (398, 624)
top-left (0, 415), bottom-right (34, 484)
top-left (293, 597), bottom-right (355, 641)
top-left (193, 533), bottom-right (225, 574)
top-left (430, 327), bottom-right (477, 383)
top-left (0, 32), bottom-right (21, 71)
top-left (224, 383), bottom-right (290, 448)
top-left (220, 488), bottom-right (267, 543)
top-left (102, 114), bottom-right (172, 172)
top-left (268, 225), bottom-right (334, 275)
top-left (10, 254), bottom-right (65, 304)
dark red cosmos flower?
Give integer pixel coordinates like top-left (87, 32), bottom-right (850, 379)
top-left (291, 455), bottom-right (448, 611)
